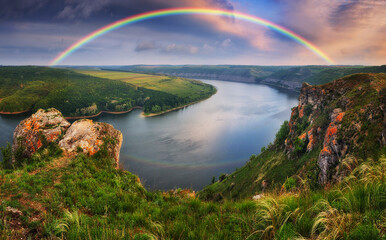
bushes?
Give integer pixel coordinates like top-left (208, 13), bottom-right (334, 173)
top-left (348, 224), bottom-right (381, 240)
top-left (283, 177), bottom-right (297, 191)
top-left (275, 120), bottom-right (289, 146)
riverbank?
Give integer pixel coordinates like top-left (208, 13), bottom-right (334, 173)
top-left (64, 107), bottom-right (143, 120)
top-left (0, 109), bottom-right (31, 115)
top-left (142, 89), bottom-right (217, 117)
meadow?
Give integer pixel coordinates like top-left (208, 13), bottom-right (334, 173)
top-left (75, 69), bottom-right (216, 100)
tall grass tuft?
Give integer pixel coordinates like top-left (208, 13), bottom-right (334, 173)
top-left (311, 199), bottom-right (355, 240)
top-left (248, 196), bottom-right (299, 239)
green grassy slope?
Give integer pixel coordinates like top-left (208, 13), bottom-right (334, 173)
top-left (0, 66), bottom-right (216, 117)
top-left (74, 69), bottom-right (215, 104)
top-left (200, 73), bottom-right (386, 201)
top-left (1, 128), bottom-right (384, 239)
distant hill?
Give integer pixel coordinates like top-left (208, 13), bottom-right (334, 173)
top-left (104, 65), bottom-right (386, 92)
top-left (0, 66), bottom-right (215, 117)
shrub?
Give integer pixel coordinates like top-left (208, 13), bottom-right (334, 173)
top-left (0, 142), bottom-right (12, 168)
top-left (283, 177), bottom-right (297, 191)
top-left (219, 173), bottom-right (227, 182)
top-left (275, 121), bottom-right (289, 146)
top-left (348, 224), bottom-right (380, 240)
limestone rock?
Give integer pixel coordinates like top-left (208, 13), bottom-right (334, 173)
top-left (318, 109), bottom-right (346, 185)
top-left (12, 108), bottom-right (70, 161)
top-left (59, 119), bottom-right (122, 167)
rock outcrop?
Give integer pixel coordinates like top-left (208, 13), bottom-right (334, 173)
top-left (12, 108), bottom-right (123, 167)
top-left (59, 119), bottom-right (123, 166)
top-left (12, 108), bottom-right (70, 161)
top-left (285, 73), bottom-right (386, 185)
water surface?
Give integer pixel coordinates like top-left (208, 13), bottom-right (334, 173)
top-left (0, 80), bottom-right (298, 190)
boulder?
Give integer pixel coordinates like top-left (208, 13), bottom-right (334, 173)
top-left (12, 108), bottom-right (70, 161)
top-left (59, 119), bottom-right (122, 167)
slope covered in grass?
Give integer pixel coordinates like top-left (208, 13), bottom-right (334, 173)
top-left (74, 69), bottom-right (215, 104)
top-left (201, 73), bottom-right (386, 200)
top-left (0, 66), bottom-right (216, 117)
top-left (1, 135), bottom-right (384, 239)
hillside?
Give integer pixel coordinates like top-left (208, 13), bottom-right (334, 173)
top-left (1, 98), bottom-right (385, 239)
top-left (106, 65), bottom-right (386, 92)
top-left (200, 73), bottom-right (386, 200)
top-left (0, 66), bottom-right (216, 118)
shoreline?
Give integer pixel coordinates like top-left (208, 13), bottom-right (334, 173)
top-left (0, 109), bottom-right (31, 115)
top-left (142, 91), bottom-right (217, 117)
top-left (0, 90), bottom-right (217, 119)
top-left (64, 106), bottom-right (143, 120)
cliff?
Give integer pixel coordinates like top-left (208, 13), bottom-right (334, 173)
top-left (200, 73), bottom-right (386, 200)
top-left (11, 108), bottom-right (123, 167)
top-left (285, 73), bottom-right (385, 184)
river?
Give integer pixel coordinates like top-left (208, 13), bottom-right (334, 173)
top-left (0, 80), bottom-right (298, 190)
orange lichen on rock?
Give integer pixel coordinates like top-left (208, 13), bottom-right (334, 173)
top-left (307, 128), bottom-right (317, 151)
top-left (12, 108), bottom-right (70, 161)
top-left (36, 139), bottom-right (43, 149)
top-left (336, 112), bottom-right (345, 122)
top-left (59, 119), bottom-right (122, 167)
top-left (326, 125), bottom-right (338, 139)
top-left (321, 146), bottom-right (332, 154)
top-left (299, 132), bottom-right (307, 141)
top-left (299, 106), bottom-right (304, 118)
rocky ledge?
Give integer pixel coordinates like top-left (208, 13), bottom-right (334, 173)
top-left (12, 108), bottom-right (122, 167)
top-left (284, 73), bottom-right (385, 185)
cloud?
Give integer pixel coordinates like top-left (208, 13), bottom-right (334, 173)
top-left (161, 43), bottom-right (199, 54)
top-left (57, 0), bottom-right (110, 19)
top-left (135, 40), bottom-right (157, 52)
top-left (0, 0), bottom-right (49, 20)
top-left (273, 0), bottom-right (386, 64)
top-left (221, 38), bottom-right (231, 47)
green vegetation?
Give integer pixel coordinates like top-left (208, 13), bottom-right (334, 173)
top-left (1, 137), bottom-right (384, 239)
top-left (0, 66), bottom-right (216, 117)
top-left (105, 65), bottom-right (290, 80)
top-left (201, 73), bottom-right (386, 199)
top-left (0, 71), bottom-right (384, 239)
top-left (105, 64), bottom-right (386, 92)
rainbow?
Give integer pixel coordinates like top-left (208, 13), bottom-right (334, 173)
top-left (49, 8), bottom-right (334, 65)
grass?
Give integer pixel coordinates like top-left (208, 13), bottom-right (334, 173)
top-left (1, 72), bottom-right (385, 239)
top-left (75, 69), bottom-right (215, 99)
top-left (1, 139), bottom-right (385, 240)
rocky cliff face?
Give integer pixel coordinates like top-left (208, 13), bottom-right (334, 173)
top-left (12, 108), bottom-right (70, 161)
top-left (285, 73), bottom-right (385, 184)
top-left (59, 119), bottom-right (122, 166)
top-left (12, 108), bottom-right (122, 167)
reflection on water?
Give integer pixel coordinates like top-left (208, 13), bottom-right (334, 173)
top-left (0, 80), bottom-right (298, 190)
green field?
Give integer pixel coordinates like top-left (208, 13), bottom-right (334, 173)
top-left (0, 67), bottom-right (216, 117)
top-left (75, 69), bottom-right (215, 99)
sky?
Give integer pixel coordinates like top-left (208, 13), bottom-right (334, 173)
top-left (0, 0), bottom-right (385, 66)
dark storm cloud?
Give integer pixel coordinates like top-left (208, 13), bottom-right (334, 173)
top-left (0, 0), bottom-right (50, 19)
top-left (0, 0), bottom-right (235, 20)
